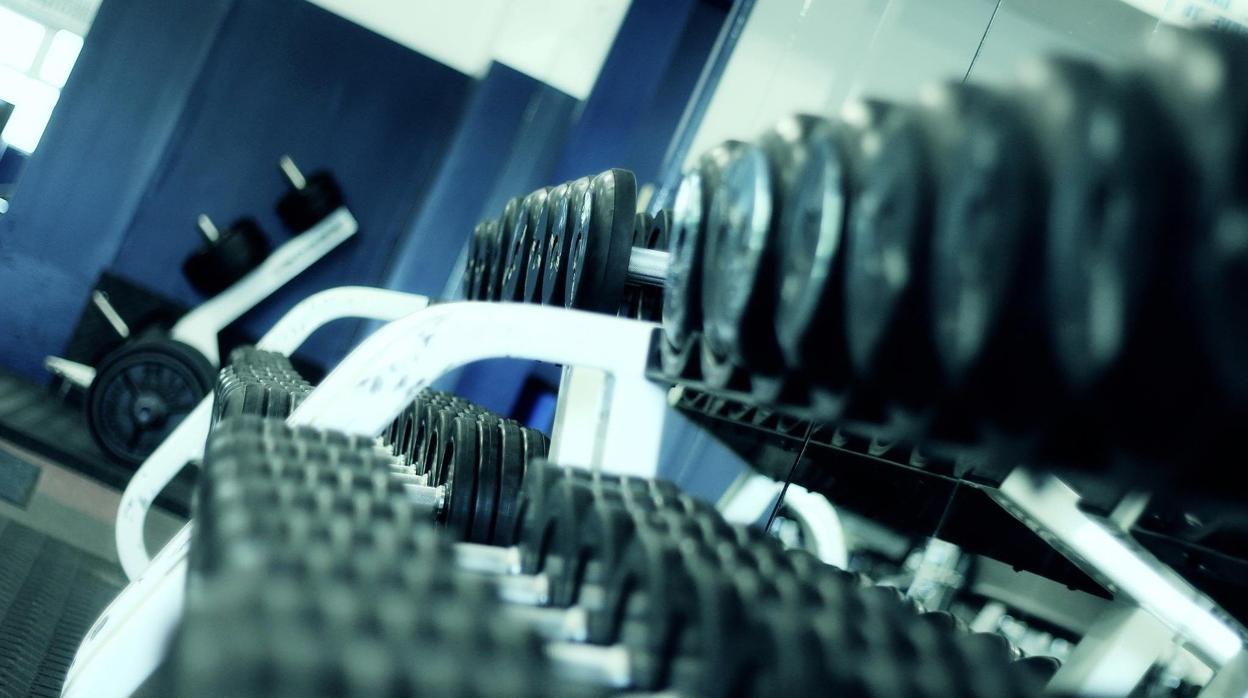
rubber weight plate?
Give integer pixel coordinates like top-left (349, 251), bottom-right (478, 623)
top-left (86, 338), bottom-right (216, 465)
top-left (493, 422), bottom-right (528, 546)
top-left (463, 221), bottom-right (484, 299)
top-left (542, 177), bottom-right (590, 306)
top-left (927, 83), bottom-right (1051, 422)
top-left (276, 171), bottom-right (343, 233)
top-left (469, 416), bottom-right (502, 544)
top-left (444, 416), bottom-right (480, 540)
top-left (843, 99), bottom-right (940, 406)
top-left (774, 117), bottom-right (852, 383)
top-left (706, 116), bottom-right (825, 373)
top-left (662, 142), bottom-right (746, 351)
top-left (479, 218), bottom-right (504, 301)
top-left (525, 183), bottom-right (566, 304)
top-left (494, 197), bottom-right (524, 300)
top-left (1021, 58), bottom-right (1182, 398)
top-left (183, 218), bottom-right (270, 297)
top-left (502, 191), bottom-right (543, 301)
top-left (1146, 29), bottom-right (1248, 409)
top-left (564, 169), bottom-right (638, 313)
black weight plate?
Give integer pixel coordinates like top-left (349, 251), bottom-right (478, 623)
top-left (479, 218), bottom-right (504, 302)
top-left (183, 218), bottom-right (270, 297)
top-left (707, 116), bottom-right (824, 373)
top-left (542, 178), bottom-right (590, 306)
top-left (843, 100), bottom-right (940, 405)
top-left (493, 422), bottom-right (527, 546)
top-left (564, 169), bottom-right (638, 312)
top-left (276, 171), bottom-right (343, 233)
top-left (1146, 31), bottom-right (1248, 409)
top-left (502, 192), bottom-right (542, 302)
top-left (774, 117), bottom-right (852, 382)
top-left (444, 417), bottom-right (479, 540)
top-left (463, 221), bottom-right (483, 300)
top-left (86, 338), bottom-right (216, 465)
top-left (662, 143), bottom-right (745, 350)
top-left (469, 416), bottom-right (501, 544)
top-left (927, 83), bottom-right (1052, 425)
top-left (525, 183), bottom-right (565, 303)
top-left (1023, 59), bottom-right (1181, 398)
top-left (494, 198), bottom-right (523, 300)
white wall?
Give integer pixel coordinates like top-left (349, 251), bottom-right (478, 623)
top-left (308, 0), bottom-right (631, 99)
top-left (680, 0), bottom-right (1230, 166)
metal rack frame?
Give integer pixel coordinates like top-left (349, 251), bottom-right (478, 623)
top-left (63, 287), bottom-right (1248, 698)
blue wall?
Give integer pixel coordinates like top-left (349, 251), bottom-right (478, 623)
top-left (0, 0), bottom-right (474, 380)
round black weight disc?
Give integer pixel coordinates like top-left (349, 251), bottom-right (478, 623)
top-left (526, 183), bottom-right (566, 303)
top-left (707, 115), bottom-right (824, 372)
top-left (494, 197), bottom-right (523, 301)
top-left (479, 218), bottom-right (503, 302)
top-left (774, 118), bottom-right (852, 380)
top-left (1145, 31), bottom-right (1248, 410)
top-left (502, 192), bottom-right (541, 302)
top-left (86, 338), bottom-right (216, 465)
top-left (928, 84), bottom-right (1047, 402)
top-left (543, 178), bottom-right (591, 306)
top-left (564, 169), bottom-right (638, 313)
top-left (493, 422), bottom-right (527, 546)
top-left (183, 218), bottom-right (270, 297)
top-left (843, 100), bottom-right (939, 404)
top-left (444, 416), bottom-right (480, 540)
top-left (464, 221), bottom-right (485, 300)
top-left (662, 142), bottom-right (745, 350)
top-left (1028, 59), bottom-right (1180, 397)
top-left (276, 171), bottom-right (343, 233)
top-left (701, 144), bottom-right (770, 363)
top-left (469, 417), bottom-right (502, 544)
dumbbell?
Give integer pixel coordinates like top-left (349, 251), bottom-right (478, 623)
top-left (183, 214), bottom-right (270, 297)
top-left (275, 155), bottom-right (344, 233)
top-left (661, 142), bottom-right (746, 376)
top-left (194, 417), bottom-right (1049, 698)
top-left (470, 170), bottom-right (670, 312)
top-left (452, 465), bottom-right (1046, 697)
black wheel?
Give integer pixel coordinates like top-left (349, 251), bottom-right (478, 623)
top-left (276, 171), bottom-right (343, 233)
top-left (182, 218), bottom-right (270, 297)
top-left (86, 338), bottom-right (216, 465)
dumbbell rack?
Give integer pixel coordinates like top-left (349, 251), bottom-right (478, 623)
top-left (63, 289), bottom-right (1248, 697)
top-left (649, 331), bottom-right (1248, 696)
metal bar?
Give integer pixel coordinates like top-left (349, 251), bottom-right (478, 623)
top-left (626, 247), bottom-right (669, 286)
top-left (992, 469), bottom-right (1245, 669)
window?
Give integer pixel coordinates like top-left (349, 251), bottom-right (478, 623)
top-left (0, 5), bottom-right (86, 153)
